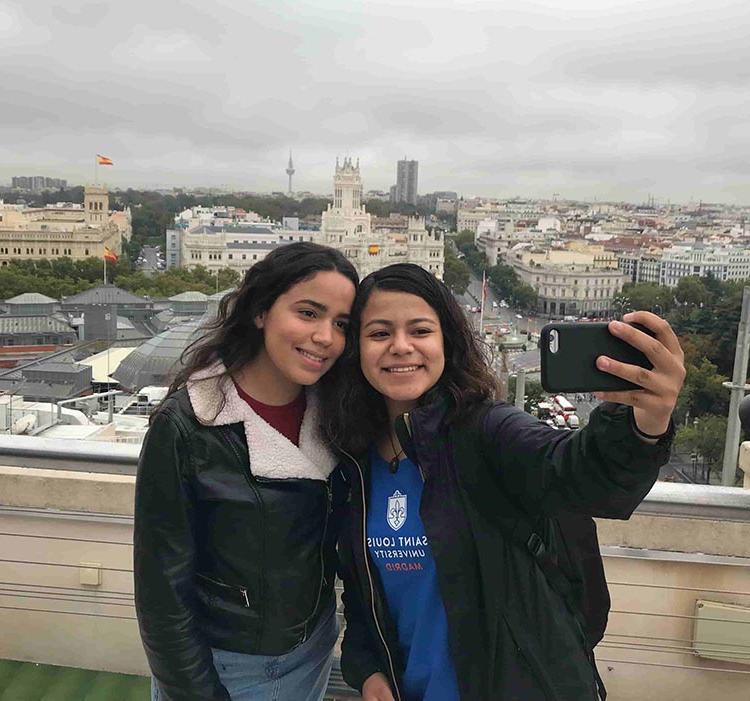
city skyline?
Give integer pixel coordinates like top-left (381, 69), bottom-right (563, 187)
top-left (1, 0), bottom-right (749, 204)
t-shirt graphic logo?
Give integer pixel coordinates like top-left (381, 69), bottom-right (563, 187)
top-left (387, 490), bottom-right (407, 531)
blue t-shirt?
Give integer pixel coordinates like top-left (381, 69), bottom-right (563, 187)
top-left (367, 447), bottom-right (460, 701)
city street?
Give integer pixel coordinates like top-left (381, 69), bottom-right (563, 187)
top-left (457, 270), bottom-right (545, 336)
top-left (136, 245), bottom-right (165, 275)
top-left (453, 271), bottom-right (610, 423)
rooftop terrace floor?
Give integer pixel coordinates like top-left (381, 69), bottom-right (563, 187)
top-left (0, 659), bottom-right (149, 700)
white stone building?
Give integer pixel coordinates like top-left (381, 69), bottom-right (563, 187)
top-left (509, 246), bottom-right (627, 318)
top-left (166, 214), bottom-right (316, 274)
top-left (0, 186), bottom-right (131, 265)
top-left (616, 243), bottom-right (750, 287)
top-left (321, 158), bottom-right (443, 278)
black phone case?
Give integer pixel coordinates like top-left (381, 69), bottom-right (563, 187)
top-left (539, 322), bottom-right (654, 393)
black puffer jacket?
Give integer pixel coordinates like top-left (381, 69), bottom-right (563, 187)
top-left (134, 365), bottom-right (347, 701)
top-left (338, 400), bottom-right (673, 701)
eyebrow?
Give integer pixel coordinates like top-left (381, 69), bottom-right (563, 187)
top-left (363, 317), bottom-right (437, 329)
top-left (294, 299), bottom-right (350, 318)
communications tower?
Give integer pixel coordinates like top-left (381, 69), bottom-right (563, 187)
top-left (286, 151), bottom-right (295, 194)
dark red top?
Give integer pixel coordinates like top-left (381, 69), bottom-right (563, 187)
top-left (234, 382), bottom-right (307, 446)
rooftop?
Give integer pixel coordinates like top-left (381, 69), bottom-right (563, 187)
top-left (168, 291), bottom-right (208, 302)
top-left (193, 224), bottom-right (276, 235)
top-left (62, 286), bottom-right (150, 307)
top-left (4, 292), bottom-right (58, 305)
top-left (0, 315), bottom-right (74, 334)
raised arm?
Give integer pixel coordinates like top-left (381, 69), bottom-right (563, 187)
top-left (481, 311), bottom-right (683, 518)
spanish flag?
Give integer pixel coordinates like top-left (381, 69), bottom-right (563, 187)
top-left (97, 154), bottom-right (114, 166)
top-left (103, 247), bottom-right (118, 263)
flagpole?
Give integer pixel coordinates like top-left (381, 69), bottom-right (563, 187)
top-left (479, 270), bottom-right (486, 335)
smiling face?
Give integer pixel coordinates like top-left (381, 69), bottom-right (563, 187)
top-left (247, 270), bottom-right (356, 403)
top-left (359, 289), bottom-right (446, 417)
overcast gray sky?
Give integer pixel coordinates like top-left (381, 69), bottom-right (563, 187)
top-left (2, 0), bottom-right (749, 203)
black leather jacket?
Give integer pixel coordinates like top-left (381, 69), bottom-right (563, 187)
top-left (134, 376), bottom-right (346, 701)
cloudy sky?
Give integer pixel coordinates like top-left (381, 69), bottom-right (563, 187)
top-left (2, 0), bottom-right (749, 203)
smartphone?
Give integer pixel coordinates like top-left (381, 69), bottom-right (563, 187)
top-left (539, 322), bottom-right (655, 393)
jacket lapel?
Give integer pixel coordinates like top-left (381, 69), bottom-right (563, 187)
top-left (186, 360), bottom-right (336, 481)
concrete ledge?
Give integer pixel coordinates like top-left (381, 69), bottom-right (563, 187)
top-left (596, 512), bottom-right (750, 559)
top-left (0, 465), bottom-right (135, 515)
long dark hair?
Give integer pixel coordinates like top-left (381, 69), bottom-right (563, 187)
top-left (160, 242), bottom-right (358, 418)
top-left (322, 263), bottom-right (498, 454)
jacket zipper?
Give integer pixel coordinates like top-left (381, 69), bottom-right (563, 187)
top-left (221, 426), bottom-right (331, 642)
top-left (301, 480), bottom-right (332, 643)
top-left (220, 426), bottom-right (266, 634)
top-left (341, 448), bottom-right (403, 701)
top-left (401, 412), bottom-right (425, 482)
top-left (196, 572), bottom-right (251, 608)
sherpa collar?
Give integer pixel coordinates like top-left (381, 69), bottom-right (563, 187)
top-left (186, 361), bottom-right (336, 482)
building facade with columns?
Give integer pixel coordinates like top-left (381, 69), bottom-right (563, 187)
top-left (321, 158), bottom-right (443, 278)
top-left (0, 186), bottom-right (130, 266)
top-left (167, 221), bottom-right (316, 274)
top-left (509, 246), bottom-right (627, 318)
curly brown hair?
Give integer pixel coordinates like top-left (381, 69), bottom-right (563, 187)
top-left (321, 263), bottom-right (498, 454)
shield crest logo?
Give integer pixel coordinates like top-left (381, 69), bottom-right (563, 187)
top-left (387, 490), bottom-right (407, 531)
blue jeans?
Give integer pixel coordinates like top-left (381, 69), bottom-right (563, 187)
top-left (152, 602), bottom-right (339, 701)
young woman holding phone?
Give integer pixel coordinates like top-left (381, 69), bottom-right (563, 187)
top-left (326, 264), bottom-right (684, 701)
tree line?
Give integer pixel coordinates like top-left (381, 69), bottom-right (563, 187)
top-left (0, 257), bottom-right (240, 300)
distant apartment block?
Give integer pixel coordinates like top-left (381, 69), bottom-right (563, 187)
top-left (166, 205), bottom-right (315, 273)
top-left (11, 176), bottom-right (67, 191)
top-left (458, 200), bottom-right (546, 234)
top-left (435, 197), bottom-right (458, 215)
top-left (391, 159), bottom-right (418, 206)
top-left (617, 243), bottom-right (750, 286)
top-left (322, 158), bottom-right (443, 278)
top-left (0, 186), bottom-right (130, 265)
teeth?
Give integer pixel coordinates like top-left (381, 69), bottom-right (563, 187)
top-left (299, 349), bottom-right (324, 362)
top-left (386, 366), bottom-right (420, 373)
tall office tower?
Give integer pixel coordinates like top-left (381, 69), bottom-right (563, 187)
top-left (394, 158), bottom-right (418, 206)
top-left (286, 151), bottom-right (295, 194)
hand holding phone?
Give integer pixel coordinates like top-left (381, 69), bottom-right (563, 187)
top-left (540, 312), bottom-right (684, 438)
top-left (540, 321), bottom-right (655, 393)
top-left (593, 312), bottom-right (685, 437)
